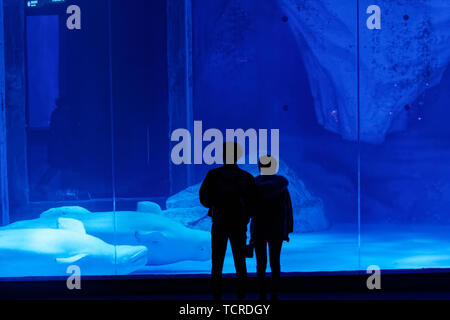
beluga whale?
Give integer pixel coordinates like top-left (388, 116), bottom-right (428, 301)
top-left (0, 218), bottom-right (148, 277)
top-left (2, 206), bottom-right (212, 266)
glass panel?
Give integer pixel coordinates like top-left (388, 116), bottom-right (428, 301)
top-left (0, 0), bottom-right (116, 277)
top-left (360, 1), bottom-right (450, 270)
top-left (0, 0), bottom-right (370, 280)
top-left (110, 0), bottom-right (170, 274)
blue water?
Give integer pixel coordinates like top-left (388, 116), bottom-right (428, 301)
top-left (0, 0), bottom-right (449, 278)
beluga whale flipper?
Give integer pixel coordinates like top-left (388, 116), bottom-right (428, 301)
top-left (0, 218), bottom-right (148, 277)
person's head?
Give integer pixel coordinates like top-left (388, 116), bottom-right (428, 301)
top-left (222, 141), bottom-right (243, 165)
top-left (258, 155), bottom-right (278, 176)
top-left (56, 96), bottom-right (76, 110)
top-left (55, 97), bottom-right (67, 108)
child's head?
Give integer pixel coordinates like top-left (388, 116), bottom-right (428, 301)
top-left (258, 155), bottom-right (278, 176)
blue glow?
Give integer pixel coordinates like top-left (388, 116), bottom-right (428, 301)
top-left (0, 0), bottom-right (449, 278)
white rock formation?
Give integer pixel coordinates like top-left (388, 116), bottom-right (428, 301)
top-left (166, 159), bottom-right (330, 233)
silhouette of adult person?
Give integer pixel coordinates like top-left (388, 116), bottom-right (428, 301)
top-left (250, 155), bottom-right (293, 301)
top-left (199, 142), bottom-right (258, 301)
top-left (48, 97), bottom-right (72, 171)
top-left (37, 97), bottom-right (75, 196)
top-left (44, 96), bottom-right (81, 199)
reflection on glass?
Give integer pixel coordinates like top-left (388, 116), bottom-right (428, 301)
top-left (0, 0), bottom-right (116, 277)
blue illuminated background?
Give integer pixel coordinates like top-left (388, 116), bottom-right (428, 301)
top-left (0, 0), bottom-right (448, 278)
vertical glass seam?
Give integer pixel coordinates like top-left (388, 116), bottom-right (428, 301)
top-left (356, 0), bottom-right (361, 271)
top-left (185, 0), bottom-right (193, 186)
top-left (107, 0), bottom-right (118, 275)
top-left (0, 0), bottom-right (9, 227)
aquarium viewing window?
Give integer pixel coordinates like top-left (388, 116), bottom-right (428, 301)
top-left (0, 0), bottom-right (449, 279)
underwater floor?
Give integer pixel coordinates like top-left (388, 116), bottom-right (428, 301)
top-left (139, 224), bottom-right (450, 275)
top-left (1, 223), bottom-right (449, 278)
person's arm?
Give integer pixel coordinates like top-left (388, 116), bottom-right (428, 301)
top-left (286, 191), bottom-right (294, 236)
top-left (246, 175), bottom-right (259, 219)
top-left (199, 171), bottom-right (214, 208)
top-left (250, 218), bottom-right (256, 245)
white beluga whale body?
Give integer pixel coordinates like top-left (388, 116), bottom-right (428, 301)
top-left (2, 206), bottom-right (211, 266)
top-left (0, 218), bottom-right (148, 277)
